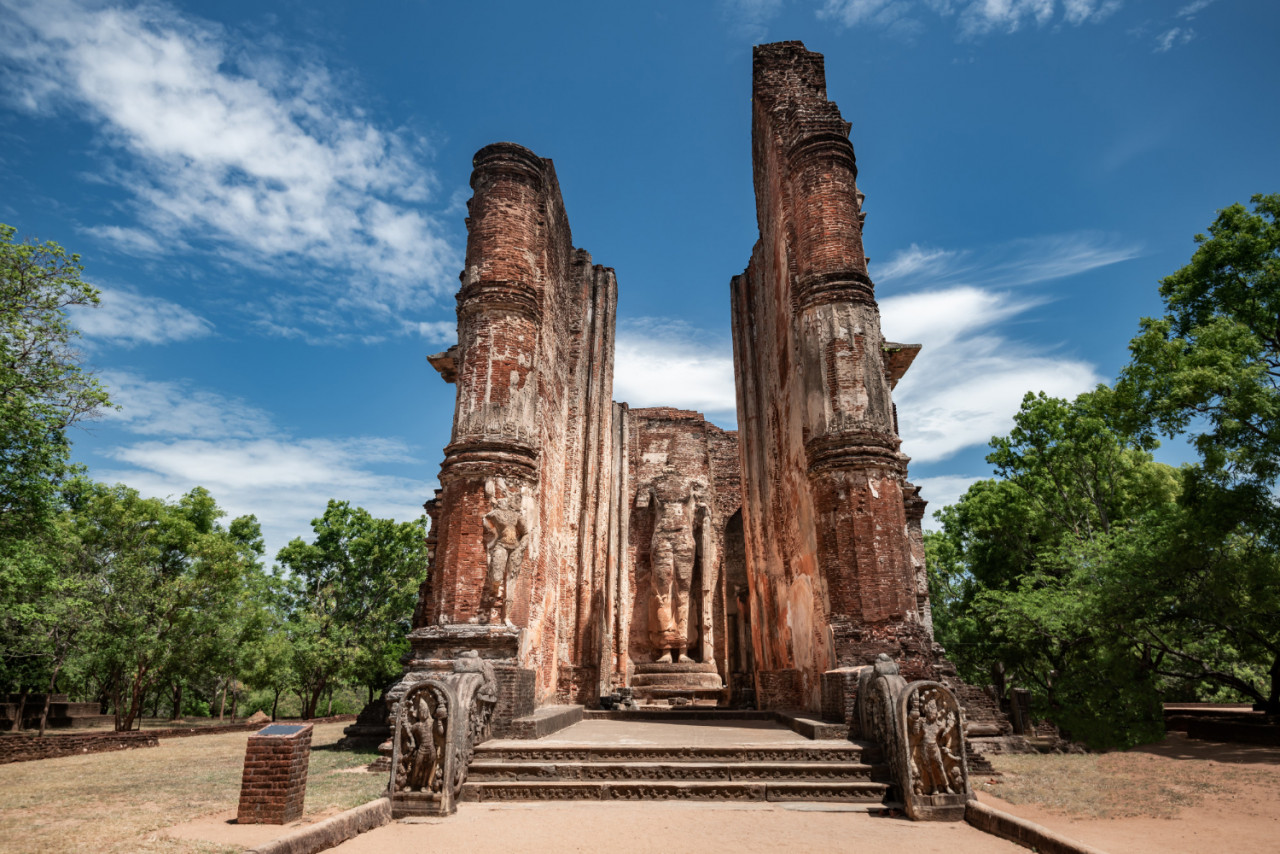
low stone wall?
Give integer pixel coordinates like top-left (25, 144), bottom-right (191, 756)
top-left (0, 731), bottom-right (159, 765)
top-left (248, 797), bottom-right (391, 854)
top-left (966, 800), bottom-right (1109, 854)
top-left (0, 714), bottom-right (357, 765)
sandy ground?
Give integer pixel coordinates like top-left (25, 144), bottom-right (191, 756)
top-left (978, 733), bottom-right (1280, 854)
top-left (162, 804), bottom-right (350, 849)
top-left (330, 801), bottom-right (1025, 854)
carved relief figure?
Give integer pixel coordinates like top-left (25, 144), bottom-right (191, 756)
top-left (639, 468), bottom-right (711, 663)
top-left (395, 685), bottom-right (445, 794)
top-left (479, 479), bottom-right (528, 625)
top-left (907, 687), bottom-right (962, 796)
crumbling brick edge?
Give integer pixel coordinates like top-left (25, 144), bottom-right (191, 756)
top-left (966, 800), bottom-right (1110, 854)
top-left (247, 796), bottom-right (391, 854)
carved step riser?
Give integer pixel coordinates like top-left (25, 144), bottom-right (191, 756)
top-left (468, 763), bottom-right (876, 783)
top-left (460, 782), bottom-right (890, 803)
top-left (476, 748), bottom-right (865, 763)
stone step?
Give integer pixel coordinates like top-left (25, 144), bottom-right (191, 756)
top-left (474, 744), bottom-right (870, 763)
top-left (468, 760), bottom-right (877, 783)
top-left (459, 780), bottom-right (890, 803)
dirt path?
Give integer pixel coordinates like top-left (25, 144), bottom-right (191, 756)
top-left (330, 802), bottom-right (1026, 854)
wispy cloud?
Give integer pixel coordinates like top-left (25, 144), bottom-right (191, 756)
top-left (720, 0), bottom-right (787, 41)
top-left (874, 231), bottom-right (1132, 463)
top-left (1176, 0), bottom-right (1215, 18)
top-left (93, 371), bottom-right (428, 559)
top-left (814, 0), bottom-right (1122, 37)
top-left (882, 286), bottom-right (1102, 462)
top-left (417, 320), bottom-right (457, 347)
top-left (872, 231), bottom-right (1141, 290)
top-left (613, 318), bottom-right (738, 426)
top-left (72, 288), bottom-right (212, 347)
top-left (1, 0), bottom-right (460, 332)
top-left (1153, 26), bottom-right (1195, 52)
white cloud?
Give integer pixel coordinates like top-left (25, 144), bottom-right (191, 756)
top-left (72, 287), bottom-right (213, 347)
top-left (1176, 0), bottom-right (1215, 18)
top-left (912, 474), bottom-right (985, 529)
top-left (1154, 26), bottom-right (1195, 52)
top-left (91, 372), bottom-right (429, 559)
top-left (872, 231), bottom-right (1140, 290)
top-left (100, 371), bottom-right (273, 439)
top-left (815, 0), bottom-right (1121, 35)
top-left (418, 320), bottom-right (457, 347)
top-left (721, 0), bottom-right (787, 41)
top-left (882, 286), bottom-right (1102, 463)
top-left (873, 230), bottom-right (1133, 464)
top-left (613, 318), bottom-right (738, 426)
top-left (1, 0), bottom-right (460, 327)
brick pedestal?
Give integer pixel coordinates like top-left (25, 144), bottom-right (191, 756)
top-left (236, 723), bottom-right (313, 824)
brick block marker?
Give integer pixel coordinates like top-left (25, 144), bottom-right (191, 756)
top-left (237, 722), bottom-right (313, 824)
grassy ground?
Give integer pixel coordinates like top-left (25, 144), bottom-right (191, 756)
top-left (978, 743), bottom-right (1280, 819)
top-left (0, 722), bottom-right (384, 854)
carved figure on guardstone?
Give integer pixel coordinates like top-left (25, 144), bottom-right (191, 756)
top-left (908, 691), bottom-right (961, 795)
top-left (478, 479), bottom-right (528, 625)
top-left (395, 685), bottom-right (445, 794)
top-left (639, 468), bottom-right (711, 663)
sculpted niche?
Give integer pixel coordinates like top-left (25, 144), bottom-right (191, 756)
top-left (478, 478), bottom-right (529, 626)
top-left (638, 467), bottom-right (715, 664)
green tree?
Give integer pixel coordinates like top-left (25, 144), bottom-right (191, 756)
top-left (67, 481), bottom-right (263, 730)
top-left (275, 501), bottom-right (426, 719)
top-left (0, 225), bottom-right (111, 536)
top-left (928, 390), bottom-right (1179, 748)
top-left (1119, 193), bottom-right (1280, 493)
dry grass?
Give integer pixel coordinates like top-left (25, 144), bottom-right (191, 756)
top-left (978, 745), bottom-right (1280, 819)
top-left (0, 722), bottom-right (385, 854)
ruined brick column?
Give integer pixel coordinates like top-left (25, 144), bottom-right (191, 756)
top-left (732, 42), bottom-right (933, 712)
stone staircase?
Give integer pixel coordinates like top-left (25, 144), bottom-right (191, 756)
top-left (461, 738), bottom-right (893, 803)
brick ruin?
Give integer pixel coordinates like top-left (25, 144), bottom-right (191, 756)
top-left (392, 42), bottom-right (975, 743)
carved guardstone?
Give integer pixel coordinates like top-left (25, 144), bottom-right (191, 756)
top-left (389, 651), bottom-right (498, 818)
top-left (856, 654), bottom-right (973, 821)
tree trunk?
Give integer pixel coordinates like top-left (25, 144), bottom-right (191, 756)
top-left (12, 688), bottom-right (28, 733)
top-left (38, 664), bottom-right (63, 737)
top-left (117, 667), bottom-right (149, 732)
top-left (327, 688), bottom-right (333, 717)
top-left (229, 688), bottom-right (239, 721)
top-left (1267, 651), bottom-right (1280, 714)
top-left (170, 681), bottom-right (182, 720)
top-left (271, 689), bottom-right (280, 722)
top-left (218, 679), bottom-right (227, 722)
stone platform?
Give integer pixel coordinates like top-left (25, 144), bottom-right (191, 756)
top-left (631, 661), bottom-right (724, 705)
top-left (462, 719), bottom-right (891, 804)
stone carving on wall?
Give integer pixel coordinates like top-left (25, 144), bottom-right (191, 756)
top-left (904, 684), bottom-right (965, 797)
top-left (479, 479), bottom-right (528, 626)
top-left (855, 654), bottom-right (972, 821)
top-left (639, 469), bottom-right (712, 663)
top-left (389, 651), bottom-right (497, 817)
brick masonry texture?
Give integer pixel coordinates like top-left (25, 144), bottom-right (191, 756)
top-left (237, 724), bottom-right (314, 825)
top-left (407, 41), bottom-right (975, 725)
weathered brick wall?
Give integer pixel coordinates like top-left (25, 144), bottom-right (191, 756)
top-left (237, 724), bottom-right (313, 825)
top-left (422, 142), bottom-right (619, 708)
top-left (0, 731), bottom-right (159, 764)
top-left (730, 42), bottom-right (934, 710)
top-left (622, 408), bottom-right (741, 688)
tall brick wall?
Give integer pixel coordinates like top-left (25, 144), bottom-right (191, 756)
top-left (422, 142), bottom-right (619, 708)
top-left (730, 41), bottom-right (933, 711)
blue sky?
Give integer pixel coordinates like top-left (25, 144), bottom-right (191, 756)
top-left (2, 0), bottom-right (1276, 559)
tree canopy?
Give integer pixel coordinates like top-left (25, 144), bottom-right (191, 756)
top-left (930, 194), bottom-right (1280, 746)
